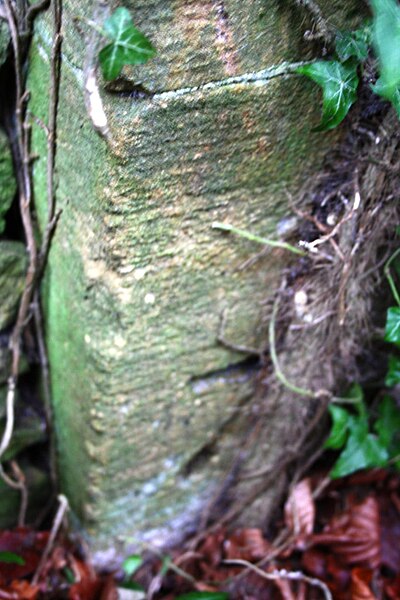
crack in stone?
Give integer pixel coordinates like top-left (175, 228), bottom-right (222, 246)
top-left (152, 61), bottom-right (312, 101)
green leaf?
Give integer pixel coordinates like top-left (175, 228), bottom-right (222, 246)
top-left (370, 0), bottom-right (400, 98)
top-left (175, 594), bottom-right (229, 600)
top-left (99, 7), bottom-right (156, 81)
top-left (330, 416), bottom-right (388, 478)
top-left (375, 395), bottom-right (400, 448)
top-left (122, 554), bottom-right (143, 578)
top-left (324, 405), bottom-right (350, 449)
top-left (385, 307), bottom-right (400, 344)
top-left (372, 77), bottom-right (400, 117)
top-left (385, 355), bottom-right (400, 386)
top-left (119, 581), bottom-right (146, 591)
top-left (297, 60), bottom-right (359, 130)
top-left (160, 555), bottom-right (172, 576)
top-left (0, 551), bottom-right (25, 565)
top-left (335, 25), bottom-right (371, 62)
top-left (347, 383), bottom-right (364, 403)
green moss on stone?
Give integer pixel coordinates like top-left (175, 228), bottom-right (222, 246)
top-left (0, 131), bottom-right (16, 234)
top-left (0, 242), bottom-right (27, 330)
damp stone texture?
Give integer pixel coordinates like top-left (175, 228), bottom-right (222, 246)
top-left (29, 0), bottom-right (363, 551)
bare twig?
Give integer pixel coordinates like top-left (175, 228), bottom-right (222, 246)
top-left (294, 0), bottom-right (334, 44)
top-left (224, 558), bottom-right (333, 600)
top-left (32, 494), bottom-right (69, 585)
top-left (1, 0), bottom-right (38, 466)
top-left (0, 0), bottom-right (62, 520)
top-left (0, 462), bottom-right (28, 526)
top-left (212, 222), bottom-right (306, 256)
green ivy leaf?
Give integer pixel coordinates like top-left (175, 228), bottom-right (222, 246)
top-left (175, 594), bottom-right (229, 600)
top-left (385, 355), bottom-right (400, 386)
top-left (370, 0), bottom-right (400, 99)
top-left (119, 581), bottom-right (146, 591)
top-left (385, 307), bottom-right (400, 344)
top-left (335, 25), bottom-right (371, 62)
top-left (330, 416), bottom-right (388, 479)
top-left (99, 7), bottom-right (156, 81)
top-left (0, 551), bottom-right (25, 565)
top-left (297, 60), bottom-right (359, 130)
top-left (122, 554), bottom-right (143, 578)
top-left (372, 77), bottom-right (400, 117)
top-left (375, 395), bottom-right (400, 448)
top-left (324, 405), bottom-right (350, 449)
top-left (347, 383), bottom-right (364, 403)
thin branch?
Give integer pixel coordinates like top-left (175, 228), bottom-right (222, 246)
top-left (224, 559), bottom-right (333, 600)
top-left (384, 247), bottom-right (400, 307)
top-left (212, 222), bottom-right (306, 256)
top-left (269, 295), bottom-right (317, 397)
top-left (32, 494), bottom-right (69, 585)
top-left (25, 0), bottom-right (50, 31)
top-left (294, 0), bottom-right (334, 44)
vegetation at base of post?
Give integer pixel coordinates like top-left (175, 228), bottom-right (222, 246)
top-left (326, 250), bottom-right (400, 479)
top-left (297, 0), bottom-right (400, 130)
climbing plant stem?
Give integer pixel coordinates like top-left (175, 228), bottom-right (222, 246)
top-left (269, 296), bottom-right (316, 397)
top-left (212, 222), bottom-right (306, 256)
top-left (384, 247), bottom-right (400, 307)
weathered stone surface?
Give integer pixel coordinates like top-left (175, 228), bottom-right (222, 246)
top-left (0, 241), bottom-right (27, 330)
top-left (29, 0), bottom-right (364, 550)
top-left (0, 130), bottom-right (16, 234)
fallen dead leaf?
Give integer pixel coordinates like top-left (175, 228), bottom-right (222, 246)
top-left (350, 568), bottom-right (376, 600)
top-left (311, 496), bottom-right (380, 568)
top-left (284, 478), bottom-right (315, 540)
top-left (224, 529), bottom-right (271, 561)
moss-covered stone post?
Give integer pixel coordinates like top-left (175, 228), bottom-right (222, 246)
top-left (28, 0), bottom-right (362, 552)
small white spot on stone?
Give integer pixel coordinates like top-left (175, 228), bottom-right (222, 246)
top-left (142, 482), bottom-right (157, 495)
top-left (134, 268), bottom-right (148, 281)
top-left (119, 265), bottom-right (134, 274)
top-left (277, 216), bottom-right (298, 237)
top-left (114, 334), bottom-right (126, 349)
top-left (144, 292), bottom-right (156, 305)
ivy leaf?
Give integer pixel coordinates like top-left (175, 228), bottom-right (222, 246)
top-left (335, 25), bottom-right (371, 62)
top-left (370, 0), bottom-right (400, 99)
top-left (324, 405), bottom-right (350, 449)
top-left (385, 307), bottom-right (400, 344)
top-left (122, 554), bottom-right (143, 578)
top-left (99, 7), bottom-right (156, 81)
top-left (297, 60), bottom-right (359, 130)
top-left (330, 416), bottom-right (388, 479)
top-left (0, 551), bottom-right (25, 565)
top-left (385, 355), bottom-right (400, 386)
top-left (372, 77), bottom-right (400, 118)
top-left (375, 395), bottom-right (400, 448)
